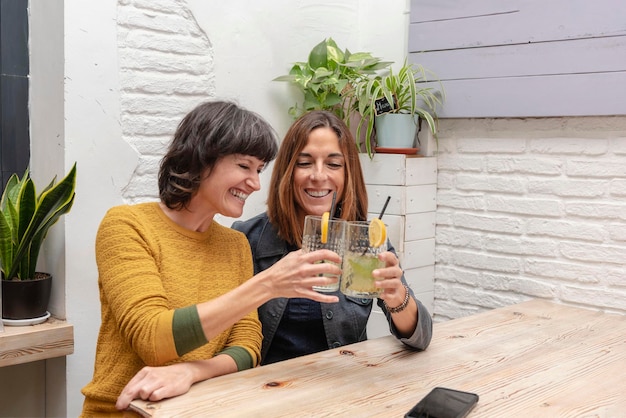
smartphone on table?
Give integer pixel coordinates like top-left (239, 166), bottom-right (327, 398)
top-left (404, 387), bottom-right (479, 418)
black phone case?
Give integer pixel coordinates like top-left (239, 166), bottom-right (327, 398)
top-left (404, 387), bottom-right (479, 418)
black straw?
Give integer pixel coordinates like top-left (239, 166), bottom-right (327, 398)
top-left (329, 191), bottom-right (337, 219)
top-left (378, 196), bottom-right (391, 219)
top-left (362, 196), bottom-right (391, 255)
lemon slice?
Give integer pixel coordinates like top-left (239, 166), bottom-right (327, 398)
top-left (369, 218), bottom-right (386, 247)
top-left (321, 211), bottom-right (330, 243)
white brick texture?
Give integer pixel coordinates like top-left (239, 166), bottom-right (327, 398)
top-left (118, 0), bottom-right (215, 203)
top-left (435, 117), bottom-right (626, 320)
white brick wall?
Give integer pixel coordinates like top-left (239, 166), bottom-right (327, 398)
top-left (434, 116), bottom-right (626, 321)
top-left (118, 0), bottom-right (215, 203)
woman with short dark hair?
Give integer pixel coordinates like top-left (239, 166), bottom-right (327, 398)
top-left (82, 101), bottom-right (342, 416)
top-left (159, 101), bottom-right (279, 210)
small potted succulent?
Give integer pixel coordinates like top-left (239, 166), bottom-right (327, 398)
top-left (1, 163), bottom-right (76, 323)
top-left (350, 60), bottom-right (444, 157)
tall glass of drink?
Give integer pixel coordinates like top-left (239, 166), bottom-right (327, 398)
top-left (340, 220), bottom-right (387, 298)
top-left (302, 215), bottom-right (346, 292)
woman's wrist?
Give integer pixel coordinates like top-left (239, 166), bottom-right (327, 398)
top-left (383, 284), bottom-right (410, 314)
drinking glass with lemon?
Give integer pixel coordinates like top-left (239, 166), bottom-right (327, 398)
top-left (340, 219), bottom-right (388, 298)
top-left (302, 212), bottom-right (346, 292)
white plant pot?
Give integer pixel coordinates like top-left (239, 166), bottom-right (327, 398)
top-left (375, 113), bottom-right (419, 148)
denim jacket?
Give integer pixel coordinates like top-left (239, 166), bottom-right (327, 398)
top-left (232, 212), bottom-right (433, 362)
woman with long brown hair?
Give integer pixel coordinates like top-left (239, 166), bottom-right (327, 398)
top-left (233, 110), bottom-right (432, 365)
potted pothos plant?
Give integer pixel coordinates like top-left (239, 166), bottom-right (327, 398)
top-left (0, 163), bottom-right (77, 322)
top-left (350, 60), bottom-right (444, 157)
top-left (273, 37), bottom-right (392, 121)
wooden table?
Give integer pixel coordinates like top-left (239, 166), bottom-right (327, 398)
top-left (130, 299), bottom-right (626, 417)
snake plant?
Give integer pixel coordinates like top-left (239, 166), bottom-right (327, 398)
top-left (0, 163), bottom-right (76, 281)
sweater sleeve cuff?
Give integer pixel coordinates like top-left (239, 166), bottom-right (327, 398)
top-left (172, 305), bottom-right (208, 356)
top-left (218, 346), bottom-right (254, 371)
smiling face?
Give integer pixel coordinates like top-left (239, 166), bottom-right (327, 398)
top-left (196, 154), bottom-right (267, 219)
top-left (293, 127), bottom-right (345, 217)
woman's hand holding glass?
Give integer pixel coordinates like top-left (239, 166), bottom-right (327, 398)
top-left (371, 251), bottom-right (418, 337)
top-left (259, 249), bottom-right (341, 303)
top-left (372, 251), bottom-right (406, 304)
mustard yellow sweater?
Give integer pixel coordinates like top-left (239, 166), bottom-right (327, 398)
top-left (81, 203), bottom-right (262, 417)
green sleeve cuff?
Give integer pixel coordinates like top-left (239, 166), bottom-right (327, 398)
top-left (218, 346), bottom-right (254, 371)
top-left (172, 305), bottom-right (208, 356)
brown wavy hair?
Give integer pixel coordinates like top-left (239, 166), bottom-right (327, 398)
top-left (267, 110), bottom-right (368, 246)
top-left (159, 100), bottom-right (278, 210)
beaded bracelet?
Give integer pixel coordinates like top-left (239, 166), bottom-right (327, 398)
top-left (384, 284), bottom-right (410, 314)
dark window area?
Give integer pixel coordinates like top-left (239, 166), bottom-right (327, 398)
top-left (0, 0), bottom-right (30, 190)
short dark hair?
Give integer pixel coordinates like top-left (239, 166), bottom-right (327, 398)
top-left (159, 100), bottom-right (278, 209)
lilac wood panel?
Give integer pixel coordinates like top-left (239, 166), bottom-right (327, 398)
top-left (410, 0), bottom-right (626, 117)
top-left (410, 0), bottom-right (626, 51)
top-left (426, 72), bottom-right (626, 118)
top-left (410, 36), bottom-right (626, 80)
